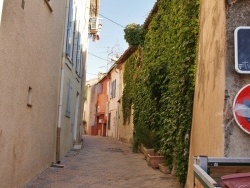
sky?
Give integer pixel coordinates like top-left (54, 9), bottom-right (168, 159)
top-left (86, 0), bottom-right (157, 81)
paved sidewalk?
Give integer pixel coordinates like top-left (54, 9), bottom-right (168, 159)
top-left (24, 135), bottom-right (181, 188)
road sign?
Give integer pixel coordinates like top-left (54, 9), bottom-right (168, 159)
top-left (234, 26), bottom-right (250, 74)
top-left (233, 84), bottom-right (250, 134)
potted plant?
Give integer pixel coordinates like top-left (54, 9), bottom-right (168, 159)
top-left (148, 152), bottom-right (166, 169)
top-left (141, 130), bottom-right (155, 159)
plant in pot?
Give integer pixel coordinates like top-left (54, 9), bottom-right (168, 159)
top-left (146, 129), bottom-right (166, 169)
top-left (148, 153), bottom-right (166, 169)
top-left (142, 131), bottom-right (155, 159)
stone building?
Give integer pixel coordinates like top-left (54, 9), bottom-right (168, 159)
top-left (0, 0), bottom-right (97, 187)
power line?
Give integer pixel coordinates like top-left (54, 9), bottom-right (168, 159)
top-left (86, 72), bottom-right (98, 75)
top-left (88, 52), bottom-right (107, 61)
top-left (99, 13), bottom-right (125, 28)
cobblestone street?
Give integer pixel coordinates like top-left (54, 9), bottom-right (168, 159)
top-left (24, 136), bottom-right (181, 188)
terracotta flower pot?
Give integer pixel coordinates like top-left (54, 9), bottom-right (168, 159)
top-left (148, 153), bottom-right (165, 169)
top-left (143, 148), bottom-right (154, 159)
top-left (140, 143), bottom-right (145, 154)
top-left (158, 163), bottom-right (170, 174)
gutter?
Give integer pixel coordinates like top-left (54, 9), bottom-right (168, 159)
top-left (56, 0), bottom-right (69, 163)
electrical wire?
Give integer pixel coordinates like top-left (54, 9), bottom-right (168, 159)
top-left (99, 13), bottom-right (125, 28)
top-left (88, 52), bottom-right (107, 61)
top-left (86, 72), bottom-right (98, 75)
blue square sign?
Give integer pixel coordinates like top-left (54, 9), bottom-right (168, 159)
top-left (235, 26), bottom-right (250, 74)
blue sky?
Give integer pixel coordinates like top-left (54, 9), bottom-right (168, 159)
top-left (86, 0), bottom-right (157, 80)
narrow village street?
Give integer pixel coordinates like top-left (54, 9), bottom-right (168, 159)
top-left (24, 136), bottom-right (181, 188)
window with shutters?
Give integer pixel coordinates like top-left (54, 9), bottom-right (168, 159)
top-left (108, 113), bottom-right (111, 130)
top-left (79, 52), bottom-right (83, 77)
top-left (97, 83), bottom-right (103, 94)
top-left (71, 7), bottom-right (77, 66)
top-left (110, 80), bottom-right (116, 99)
top-left (65, 80), bottom-right (72, 117)
top-left (75, 33), bottom-right (81, 76)
top-left (66, 0), bottom-right (73, 61)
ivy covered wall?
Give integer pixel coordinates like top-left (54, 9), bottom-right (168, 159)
top-left (122, 0), bottom-right (200, 185)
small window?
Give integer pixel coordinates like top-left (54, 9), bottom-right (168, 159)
top-left (111, 80), bottom-right (116, 99)
top-left (97, 83), bottom-right (103, 94)
top-left (27, 87), bottom-right (32, 107)
top-left (21, 0), bottom-right (25, 9)
top-left (65, 80), bottom-right (72, 117)
top-left (44, 0), bottom-right (53, 12)
top-left (108, 113), bottom-right (111, 130)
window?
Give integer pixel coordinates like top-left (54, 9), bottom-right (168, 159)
top-left (108, 113), bottom-right (111, 130)
top-left (97, 83), bottom-right (103, 94)
top-left (75, 32), bottom-right (81, 75)
top-left (27, 87), bottom-right (32, 107)
top-left (111, 79), bottom-right (116, 99)
top-left (79, 52), bottom-right (83, 77)
top-left (66, 0), bottom-right (73, 60)
top-left (65, 80), bottom-right (72, 117)
top-left (71, 8), bottom-right (77, 66)
top-left (44, 0), bottom-right (53, 12)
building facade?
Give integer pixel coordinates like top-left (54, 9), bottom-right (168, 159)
top-left (106, 65), bottom-right (120, 138)
top-left (56, 0), bottom-right (91, 161)
top-left (0, 0), bottom-right (95, 187)
top-left (96, 76), bottom-right (109, 136)
top-left (83, 78), bottom-right (98, 135)
top-left (116, 47), bottom-right (137, 143)
top-left (0, 1), bottom-right (66, 187)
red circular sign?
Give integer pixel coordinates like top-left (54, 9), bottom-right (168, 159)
top-left (233, 84), bottom-right (250, 134)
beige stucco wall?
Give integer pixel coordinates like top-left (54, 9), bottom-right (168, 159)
top-left (0, 0), bottom-right (66, 187)
top-left (107, 67), bottom-right (120, 138)
top-left (84, 79), bottom-right (98, 134)
top-left (59, 67), bottom-right (82, 157)
top-left (117, 63), bottom-right (134, 143)
top-left (58, 0), bottom-right (90, 159)
top-left (186, 0), bottom-right (226, 187)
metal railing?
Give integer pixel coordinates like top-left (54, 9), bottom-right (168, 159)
top-left (193, 156), bottom-right (250, 188)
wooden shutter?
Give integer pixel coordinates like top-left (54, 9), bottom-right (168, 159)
top-left (66, 0), bottom-right (73, 57)
top-left (65, 80), bottom-right (71, 117)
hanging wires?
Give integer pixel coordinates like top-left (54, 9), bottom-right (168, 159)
top-left (99, 13), bottom-right (125, 28)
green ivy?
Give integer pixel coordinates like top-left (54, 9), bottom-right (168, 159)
top-left (124, 24), bottom-right (146, 47)
top-left (122, 0), bottom-right (200, 185)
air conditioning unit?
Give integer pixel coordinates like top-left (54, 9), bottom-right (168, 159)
top-left (89, 17), bottom-right (99, 33)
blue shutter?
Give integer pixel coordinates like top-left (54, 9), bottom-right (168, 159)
top-left (65, 80), bottom-right (71, 117)
top-left (76, 34), bottom-right (81, 74)
top-left (66, 0), bottom-right (73, 58)
top-left (97, 83), bottom-right (103, 94)
top-left (114, 79), bottom-right (116, 98)
top-left (72, 7), bottom-right (77, 65)
top-left (79, 51), bottom-right (83, 77)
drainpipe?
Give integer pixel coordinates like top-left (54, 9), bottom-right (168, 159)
top-left (56, 68), bottom-right (65, 163)
top-left (56, 0), bottom-right (69, 163)
top-left (115, 67), bottom-right (120, 139)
